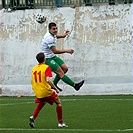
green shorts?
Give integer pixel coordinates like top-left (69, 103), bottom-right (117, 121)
top-left (45, 56), bottom-right (64, 72)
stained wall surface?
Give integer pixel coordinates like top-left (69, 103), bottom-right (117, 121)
top-left (0, 4), bottom-right (132, 96)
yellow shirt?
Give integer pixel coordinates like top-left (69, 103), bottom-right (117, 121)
top-left (31, 64), bottom-right (53, 98)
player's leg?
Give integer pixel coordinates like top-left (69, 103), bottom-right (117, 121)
top-left (55, 99), bottom-right (63, 125)
top-left (60, 64), bottom-right (68, 73)
top-left (55, 67), bottom-right (84, 91)
top-left (55, 67), bottom-right (74, 86)
top-left (53, 56), bottom-right (84, 91)
top-left (45, 91), bottom-right (67, 127)
top-left (56, 104), bottom-right (68, 127)
top-left (29, 99), bottom-right (46, 128)
top-left (45, 56), bottom-right (67, 91)
top-left (45, 57), bottom-right (63, 91)
top-left (53, 64), bottom-right (68, 86)
top-left (53, 92), bottom-right (68, 127)
top-left (52, 56), bottom-right (68, 85)
top-left (46, 56), bottom-right (84, 91)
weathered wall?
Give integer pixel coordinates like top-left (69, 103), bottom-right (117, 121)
top-left (0, 4), bottom-right (132, 96)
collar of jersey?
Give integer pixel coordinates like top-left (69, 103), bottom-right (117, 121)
top-left (49, 31), bottom-right (55, 37)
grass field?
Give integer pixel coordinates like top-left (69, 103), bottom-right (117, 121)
top-left (0, 95), bottom-right (133, 133)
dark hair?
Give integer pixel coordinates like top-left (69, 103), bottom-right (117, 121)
top-left (36, 52), bottom-right (45, 63)
top-left (48, 22), bottom-right (56, 29)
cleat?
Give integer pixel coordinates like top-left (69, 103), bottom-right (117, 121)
top-left (58, 123), bottom-right (68, 127)
top-left (74, 80), bottom-right (84, 91)
top-left (29, 116), bottom-right (34, 128)
top-left (58, 123), bottom-right (63, 127)
top-left (62, 123), bottom-right (68, 127)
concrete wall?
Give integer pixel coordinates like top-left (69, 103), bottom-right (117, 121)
top-left (0, 4), bottom-right (132, 96)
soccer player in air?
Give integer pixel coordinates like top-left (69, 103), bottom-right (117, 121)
top-left (29, 52), bottom-right (67, 128)
top-left (41, 22), bottom-right (84, 91)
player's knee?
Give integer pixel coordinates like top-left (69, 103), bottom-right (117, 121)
top-left (58, 73), bottom-right (65, 79)
top-left (55, 99), bottom-right (61, 105)
top-left (61, 65), bottom-right (68, 74)
top-left (64, 67), bottom-right (68, 73)
top-left (57, 103), bottom-right (62, 106)
top-left (55, 68), bottom-right (65, 78)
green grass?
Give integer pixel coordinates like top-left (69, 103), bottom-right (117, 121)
top-left (0, 95), bottom-right (133, 133)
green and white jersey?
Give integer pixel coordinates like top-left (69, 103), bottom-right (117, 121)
top-left (41, 32), bottom-right (56, 58)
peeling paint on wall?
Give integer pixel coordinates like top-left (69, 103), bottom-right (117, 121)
top-left (0, 5), bottom-right (132, 95)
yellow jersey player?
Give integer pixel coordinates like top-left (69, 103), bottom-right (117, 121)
top-left (29, 52), bottom-right (67, 128)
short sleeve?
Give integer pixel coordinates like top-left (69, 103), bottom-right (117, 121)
top-left (45, 66), bottom-right (52, 77)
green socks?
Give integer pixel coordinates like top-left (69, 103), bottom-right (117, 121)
top-left (53, 74), bottom-right (61, 85)
top-left (61, 75), bottom-right (75, 87)
top-left (53, 74), bottom-right (75, 87)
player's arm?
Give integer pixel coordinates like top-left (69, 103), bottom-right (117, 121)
top-left (56, 30), bottom-right (69, 39)
top-left (46, 77), bottom-right (59, 93)
top-left (45, 66), bottom-right (59, 93)
top-left (50, 46), bottom-right (74, 54)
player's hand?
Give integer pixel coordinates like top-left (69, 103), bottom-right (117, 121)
top-left (54, 85), bottom-right (60, 93)
top-left (66, 49), bottom-right (74, 54)
top-left (56, 89), bottom-right (60, 93)
top-left (64, 30), bottom-right (70, 36)
top-left (51, 86), bottom-right (60, 93)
